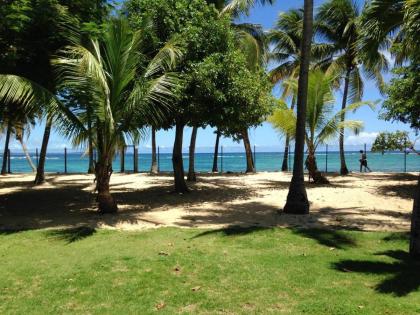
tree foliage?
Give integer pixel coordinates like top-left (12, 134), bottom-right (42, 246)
top-left (371, 131), bottom-right (413, 154)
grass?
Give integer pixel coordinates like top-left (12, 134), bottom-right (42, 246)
top-left (0, 226), bottom-right (419, 314)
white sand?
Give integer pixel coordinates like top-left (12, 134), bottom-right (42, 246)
top-left (0, 172), bottom-right (417, 232)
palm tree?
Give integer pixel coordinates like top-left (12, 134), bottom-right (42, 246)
top-left (360, 0), bottom-right (420, 65)
top-left (150, 126), bottom-right (158, 174)
top-left (270, 70), bottom-right (371, 183)
top-left (283, 0), bottom-right (313, 214)
top-left (15, 125), bottom-right (36, 172)
top-left (0, 18), bottom-right (181, 213)
top-left (268, 8), bottom-right (332, 171)
top-left (316, 0), bottom-right (388, 176)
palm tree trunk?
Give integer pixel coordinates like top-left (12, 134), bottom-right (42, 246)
top-left (1, 121), bottom-right (11, 175)
top-left (95, 157), bottom-right (118, 213)
top-left (187, 126), bottom-right (198, 182)
top-left (283, 0), bottom-right (313, 214)
top-left (281, 100), bottom-right (296, 172)
top-left (339, 68), bottom-right (352, 175)
top-left (306, 149), bottom-right (329, 184)
top-left (34, 118), bottom-right (52, 185)
top-left (87, 110), bottom-right (94, 174)
top-left (242, 129), bottom-right (255, 173)
top-left (212, 130), bottom-right (221, 172)
top-left (282, 136), bottom-right (290, 172)
top-left (172, 121), bottom-right (188, 193)
top-left (410, 174), bottom-right (420, 258)
top-left (150, 126), bottom-right (158, 174)
top-left (17, 136), bottom-right (36, 172)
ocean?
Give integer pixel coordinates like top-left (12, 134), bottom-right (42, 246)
top-left (1, 151), bottom-right (419, 173)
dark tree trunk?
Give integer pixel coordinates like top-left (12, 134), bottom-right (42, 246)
top-left (410, 174), bottom-right (420, 258)
top-left (282, 136), bottom-right (290, 172)
top-left (172, 121), bottom-right (188, 193)
top-left (282, 100), bottom-right (295, 172)
top-left (150, 126), bottom-right (158, 174)
top-left (339, 68), bottom-right (352, 175)
top-left (95, 158), bottom-right (118, 213)
top-left (242, 129), bottom-right (255, 173)
top-left (34, 118), bottom-right (52, 185)
top-left (212, 130), bottom-right (221, 173)
top-left (1, 122), bottom-right (11, 175)
top-left (283, 0), bottom-right (313, 215)
top-left (187, 126), bottom-right (198, 182)
top-left (87, 111), bottom-right (94, 174)
top-left (306, 150), bottom-right (329, 184)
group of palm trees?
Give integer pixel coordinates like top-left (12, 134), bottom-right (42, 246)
top-left (0, 0), bottom-right (418, 217)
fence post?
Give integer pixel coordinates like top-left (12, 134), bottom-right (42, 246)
top-left (36, 148), bottom-right (39, 167)
top-left (221, 145), bottom-right (223, 174)
top-left (288, 144), bottom-right (291, 171)
top-left (134, 146), bottom-right (138, 173)
top-left (253, 145), bottom-right (256, 172)
top-left (325, 144), bottom-right (328, 173)
top-left (157, 146), bottom-right (160, 172)
top-left (64, 147), bottom-right (67, 174)
top-left (7, 149), bottom-right (11, 174)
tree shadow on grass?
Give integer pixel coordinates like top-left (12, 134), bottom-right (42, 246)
top-left (333, 250), bottom-right (420, 296)
top-left (382, 232), bottom-right (410, 242)
top-left (192, 225), bottom-right (271, 238)
top-left (291, 228), bottom-right (357, 249)
top-left (45, 226), bottom-right (96, 243)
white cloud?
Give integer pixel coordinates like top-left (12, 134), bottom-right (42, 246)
top-left (346, 132), bottom-right (379, 145)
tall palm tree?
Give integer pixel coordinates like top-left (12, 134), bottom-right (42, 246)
top-left (150, 126), bottom-right (158, 174)
top-left (0, 18), bottom-right (181, 213)
top-left (360, 0), bottom-right (420, 65)
top-left (268, 8), bottom-right (332, 171)
top-left (270, 70), bottom-right (371, 183)
top-left (316, 0), bottom-right (388, 176)
top-left (283, 0), bottom-right (313, 214)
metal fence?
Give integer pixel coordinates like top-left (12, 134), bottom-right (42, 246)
top-left (1, 143), bottom-right (419, 175)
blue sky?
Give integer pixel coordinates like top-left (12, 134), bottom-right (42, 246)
top-left (3, 0), bottom-right (416, 153)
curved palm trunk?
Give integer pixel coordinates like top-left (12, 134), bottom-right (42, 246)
top-left (282, 136), bottom-right (291, 172)
top-left (242, 129), bottom-right (255, 173)
top-left (306, 148), bottom-right (329, 184)
top-left (150, 127), bottom-right (158, 174)
top-left (17, 136), bottom-right (36, 172)
top-left (283, 0), bottom-right (313, 214)
top-left (281, 101), bottom-right (295, 172)
top-left (87, 111), bottom-right (95, 174)
top-left (410, 174), bottom-right (420, 258)
top-left (1, 122), bottom-right (11, 175)
top-left (95, 157), bottom-right (118, 213)
top-left (172, 121), bottom-right (188, 193)
top-left (187, 126), bottom-right (198, 182)
top-left (212, 130), bottom-right (221, 172)
top-left (34, 118), bottom-right (52, 185)
top-left (339, 68), bottom-right (352, 175)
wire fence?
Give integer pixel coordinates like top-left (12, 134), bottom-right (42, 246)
top-left (1, 143), bottom-right (419, 174)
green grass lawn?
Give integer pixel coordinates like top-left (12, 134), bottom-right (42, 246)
top-left (1, 226), bottom-right (419, 314)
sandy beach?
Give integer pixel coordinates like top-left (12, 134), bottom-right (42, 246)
top-left (0, 172), bottom-right (417, 232)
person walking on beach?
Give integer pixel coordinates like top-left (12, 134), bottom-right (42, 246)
top-left (359, 150), bottom-right (371, 172)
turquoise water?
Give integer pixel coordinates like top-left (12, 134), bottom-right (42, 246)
top-left (1, 151), bottom-right (418, 173)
